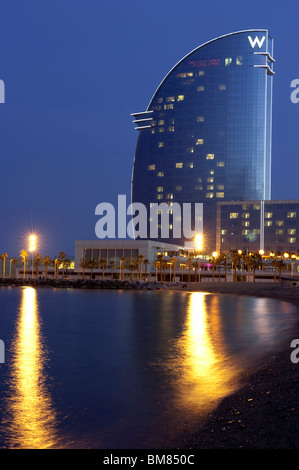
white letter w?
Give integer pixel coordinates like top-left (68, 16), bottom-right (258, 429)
top-left (248, 36), bottom-right (266, 49)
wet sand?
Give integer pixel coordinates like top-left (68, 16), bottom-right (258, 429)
top-left (169, 282), bottom-right (299, 449)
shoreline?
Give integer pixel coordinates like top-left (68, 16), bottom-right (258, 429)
top-left (1, 278), bottom-right (299, 448)
top-left (171, 282), bottom-right (299, 449)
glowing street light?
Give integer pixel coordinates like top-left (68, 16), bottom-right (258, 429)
top-left (194, 233), bottom-right (203, 252)
top-left (212, 251), bottom-right (218, 258)
top-left (28, 234), bottom-right (37, 278)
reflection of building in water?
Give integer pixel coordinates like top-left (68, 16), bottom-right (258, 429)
top-left (4, 287), bottom-right (58, 448)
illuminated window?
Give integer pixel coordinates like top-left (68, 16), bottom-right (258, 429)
top-left (198, 71), bottom-right (205, 76)
top-left (187, 162), bottom-right (193, 168)
top-left (217, 161), bottom-right (225, 167)
top-left (206, 192), bottom-right (214, 198)
top-left (217, 185), bottom-right (224, 190)
top-left (216, 192), bottom-right (224, 198)
top-left (176, 162), bottom-right (183, 168)
top-left (176, 72), bottom-right (187, 78)
top-left (164, 104), bottom-right (174, 110)
top-left (209, 169), bottom-right (214, 175)
top-left (221, 229), bottom-right (227, 235)
top-left (157, 187), bottom-right (163, 192)
top-left (157, 97), bottom-right (163, 103)
top-left (168, 126), bottom-right (175, 132)
top-left (158, 127), bottom-right (164, 133)
top-left (230, 213), bottom-right (239, 219)
top-left (147, 165), bottom-right (155, 171)
top-left (207, 177), bottom-right (214, 183)
top-left (207, 185), bottom-right (214, 190)
top-left (288, 229), bottom-right (296, 235)
top-left (265, 212), bottom-right (273, 219)
top-left (225, 58), bottom-right (232, 66)
top-left (154, 105), bottom-right (162, 111)
top-left (276, 220), bottom-right (284, 226)
top-left (242, 213), bottom-right (250, 219)
top-left (288, 237), bottom-right (296, 244)
top-left (187, 147), bottom-right (194, 153)
top-left (236, 56), bottom-right (243, 66)
top-left (242, 221), bottom-right (250, 227)
top-left (196, 139), bottom-right (204, 145)
top-left (253, 204), bottom-right (260, 210)
top-left (276, 229), bottom-right (284, 235)
top-left (151, 129), bottom-right (155, 134)
top-left (242, 230), bottom-right (249, 235)
top-left (197, 177), bottom-right (202, 182)
top-left (206, 154), bottom-right (214, 159)
top-left (197, 116), bottom-right (204, 122)
top-left (197, 86), bottom-right (205, 92)
top-left (242, 204), bottom-right (250, 210)
top-left (157, 172), bottom-right (164, 177)
top-left (158, 120), bottom-right (165, 125)
top-left (157, 194), bottom-right (163, 200)
top-left (175, 186), bottom-right (182, 191)
top-left (195, 185), bottom-right (203, 190)
top-left (166, 193), bottom-right (173, 200)
top-left (186, 72), bottom-right (193, 77)
top-left (158, 142), bottom-right (164, 148)
top-left (253, 229), bottom-right (260, 235)
top-left (287, 212), bottom-right (296, 218)
top-left (218, 85), bottom-right (226, 90)
top-left (177, 95), bottom-right (184, 101)
top-left (166, 96), bottom-right (175, 102)
top-left (265, 220), bottom-right (272, 227)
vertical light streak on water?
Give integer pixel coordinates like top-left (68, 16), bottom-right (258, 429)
top-left (168, 292), bottom-right (242, 416)
top-left (4, 287), bottom-right (58, 448)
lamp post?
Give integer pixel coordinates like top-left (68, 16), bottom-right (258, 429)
top-left (29, 234), bottom-right (37, 278)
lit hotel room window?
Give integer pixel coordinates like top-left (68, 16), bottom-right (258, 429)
top-left (176, 162), bottom-right (183, 168)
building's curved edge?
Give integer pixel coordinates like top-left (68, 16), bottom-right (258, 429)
top-left (146, 29), bottom-right (269, 110)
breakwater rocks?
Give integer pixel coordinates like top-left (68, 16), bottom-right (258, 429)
top-left (0, 278), bottom-right (181, 290)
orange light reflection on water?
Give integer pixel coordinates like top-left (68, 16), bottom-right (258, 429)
top-left (168, 292), bottom-right (243, 416)
top-left (5, 287), bottom-right (58, 448)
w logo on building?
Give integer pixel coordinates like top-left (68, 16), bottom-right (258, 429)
top-left (248, 36), bottom-right (266, 49)
top-left (0, 79), bottom-right (5, 103)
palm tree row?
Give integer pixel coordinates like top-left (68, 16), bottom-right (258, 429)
top-left (0, 250), bottom-right (71, 279)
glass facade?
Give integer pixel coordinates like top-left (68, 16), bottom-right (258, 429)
top-left (131, 30), bottom-right (274, 251)
top-left (217, 200), bottom-right (299, 253)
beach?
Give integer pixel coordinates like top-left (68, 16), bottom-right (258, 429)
top-left (169, 282), bottom-right (299, 449)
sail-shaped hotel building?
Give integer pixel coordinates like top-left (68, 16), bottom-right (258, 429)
top-left (131, 30), bottom-right (274, 251)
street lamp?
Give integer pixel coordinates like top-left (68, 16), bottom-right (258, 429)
top-left (28, 234), bottom-right (37, 278)
top-left (194, 233), bottom-right (203, 252)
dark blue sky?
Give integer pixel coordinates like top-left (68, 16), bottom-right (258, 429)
top-left (0, 0), bottom-right (298, 256)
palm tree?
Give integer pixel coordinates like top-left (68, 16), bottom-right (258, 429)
top-left (34, 253), bottom-right (42, 278)
top-left (99, 258), bottom-right (106, 280)
top-left (230, 250), bottom-right (241, 282)
top-left (153, 260), bottom-right (159, 282)
top-left (79, 258), bottom-right (87, 279)
top-left (42, 256), bottom-right (52, 278)
top-left (143, 258), bottom-right (149, 281)
top-left (86, 259), bottom-right (97, 278)
top-left (170, 256), bottom-right (178, 282)
top-left (138, 254), bottom-right (144, 280)
top-left (64, 258), bottom-right (72, 278)
top-left (54, 258), bottom-right (61, 279)
top-left (11, 258), bottom-right (18, 278)
top-left (0, 253), bottom-right (8, 278)
top-left (156, 254), bottom-right (164, 281)
top-left (58, 251), bottom-right (67, 279)
top-left (20, 250), bottom-right (28, 279)
top-left (110, 260), bottom-right (115, 280)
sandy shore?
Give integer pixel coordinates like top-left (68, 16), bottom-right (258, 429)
top-left (170, 282), bottom-right (299, 449)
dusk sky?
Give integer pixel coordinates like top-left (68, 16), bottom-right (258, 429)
top-left (0, 0), bottom-right (298, 256)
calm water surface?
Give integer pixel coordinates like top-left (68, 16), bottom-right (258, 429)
top-left (0, 286), bottom-right (297, 449)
